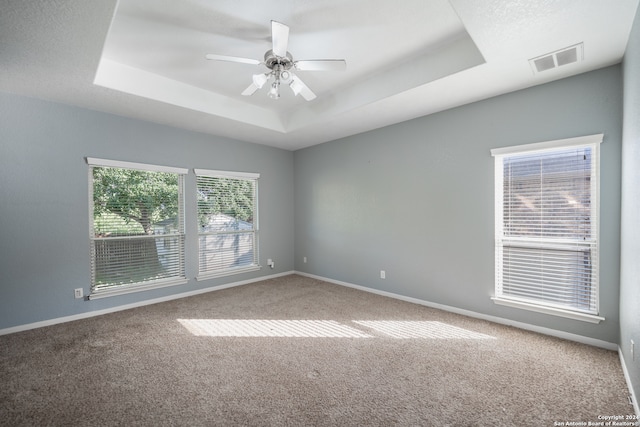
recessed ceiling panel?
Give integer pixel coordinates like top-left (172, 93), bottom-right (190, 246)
top-left (95, 0), bottom-right (482, 132)
top-left (3, 0), bottom-right (638, 150)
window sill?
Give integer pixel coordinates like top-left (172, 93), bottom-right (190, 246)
top-left (88, 277), bottom-right (188, 300)
top-left (492, 297), bottom-right (604, 324)
top-left (196, 265), bottom-right (261, 281)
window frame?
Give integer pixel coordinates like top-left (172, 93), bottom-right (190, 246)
top-left (490, 134), bottom-right (604, 323)
top-left (87, 158), bottom-right (188, 299)
top-left (194, 168), bottom-right (261, 280)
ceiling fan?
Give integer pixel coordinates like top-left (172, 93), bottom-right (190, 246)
top-left (205, 20), bottom-right (346, 101)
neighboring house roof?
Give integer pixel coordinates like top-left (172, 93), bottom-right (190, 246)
top-left (202, 214), bottom-right (252, 232)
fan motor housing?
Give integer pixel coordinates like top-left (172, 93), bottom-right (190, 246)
top-left (264, 50), bottom-right (293, 70)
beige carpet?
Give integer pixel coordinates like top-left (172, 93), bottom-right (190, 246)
top-left (0, 274), bottom-right (633, 426)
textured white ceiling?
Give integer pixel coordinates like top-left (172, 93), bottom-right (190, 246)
top-left (1, 0), bottom-right (638, 150)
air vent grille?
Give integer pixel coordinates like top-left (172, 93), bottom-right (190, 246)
top-left (529, 43), bottom-right (583, 73)
top-left (533, 55), bottom-right (556, 72)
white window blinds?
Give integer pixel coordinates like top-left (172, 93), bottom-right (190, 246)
top-left (195, 169), bottom-right (259, 279)
top-left (88, 158), bottom-right (187, 298)
top-left (492, 135), bottom-right (601, 318)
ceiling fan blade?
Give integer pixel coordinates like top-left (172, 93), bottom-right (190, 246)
top-left (205, 54), bottom-right (260, 65)
top-left (294, 59), bottom-right (347, 71)
top-left (271, 20), bottom-right (289, 57)
top-left (241, 82), bottom-right (260, 96)
top-left (289, 74), bottom-right (316, 101)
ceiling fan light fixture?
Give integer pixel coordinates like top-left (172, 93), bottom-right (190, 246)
top-left (205, 20), bottom-right (346, 102)
top-left (252, 73), bottom-right (269, 89)
top-left (289, 78), bottom-right (303, 97)
top-left (268, 80), bottom-right (280, 99)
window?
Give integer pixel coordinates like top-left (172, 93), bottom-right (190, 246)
top-left (195, 169), bottom-right (260, 279)
top-left (491, 134), bottom-right (603, 323)
top-left (87, 158), bottom-right (187, 298)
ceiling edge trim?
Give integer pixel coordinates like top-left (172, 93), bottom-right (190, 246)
top-left (93, 58), bottom-right (285, 133)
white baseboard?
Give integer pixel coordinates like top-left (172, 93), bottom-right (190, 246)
top-left (295, 271), bottom-right (618, 351)
top-left (1, 270), bottom-right (619, 353)
top-left (619, 347), bottom-right (640, 417)
top-left (0, 271), bottom-right (294, 336)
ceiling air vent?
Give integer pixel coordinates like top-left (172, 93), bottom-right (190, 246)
top-left (529, 43), bottom-right (583, 73)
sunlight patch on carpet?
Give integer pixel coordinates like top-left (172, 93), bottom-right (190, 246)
top-left (353, 320), bottom-right (496, 339)
top-left (177, 319), bottom-right (374, 338)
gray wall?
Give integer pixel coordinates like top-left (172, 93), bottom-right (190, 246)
top-left (294, 66), bottom-right (622, 343)
top-left (0, 93), bottom-right (294, 330)
top-left (620, 3), bottom-right (640, 407)
top-left (0, 62), bottom-right (627, 349)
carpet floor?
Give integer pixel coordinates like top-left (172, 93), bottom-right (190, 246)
top-left (0, 274), bottom-right (634, 426)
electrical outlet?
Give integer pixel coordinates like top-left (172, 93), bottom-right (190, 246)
top-left (631, 340), bottom-right (635, 361)
top-left (303, 257), bottom-right (307, 263)
top-left (74, 288), bottom-right (83, 299)
top-left (380, 270), bottom-right (386, 279)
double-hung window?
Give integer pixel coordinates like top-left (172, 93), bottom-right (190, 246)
top-left (195, 169), bottom-right (260, 279)
top-left (491, 134), bottom-right (603, 323)
top-left (87, 158), bottom-right (187, 298)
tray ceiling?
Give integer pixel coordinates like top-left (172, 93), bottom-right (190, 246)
top-left (1, 0), bottom-right (638, 150)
